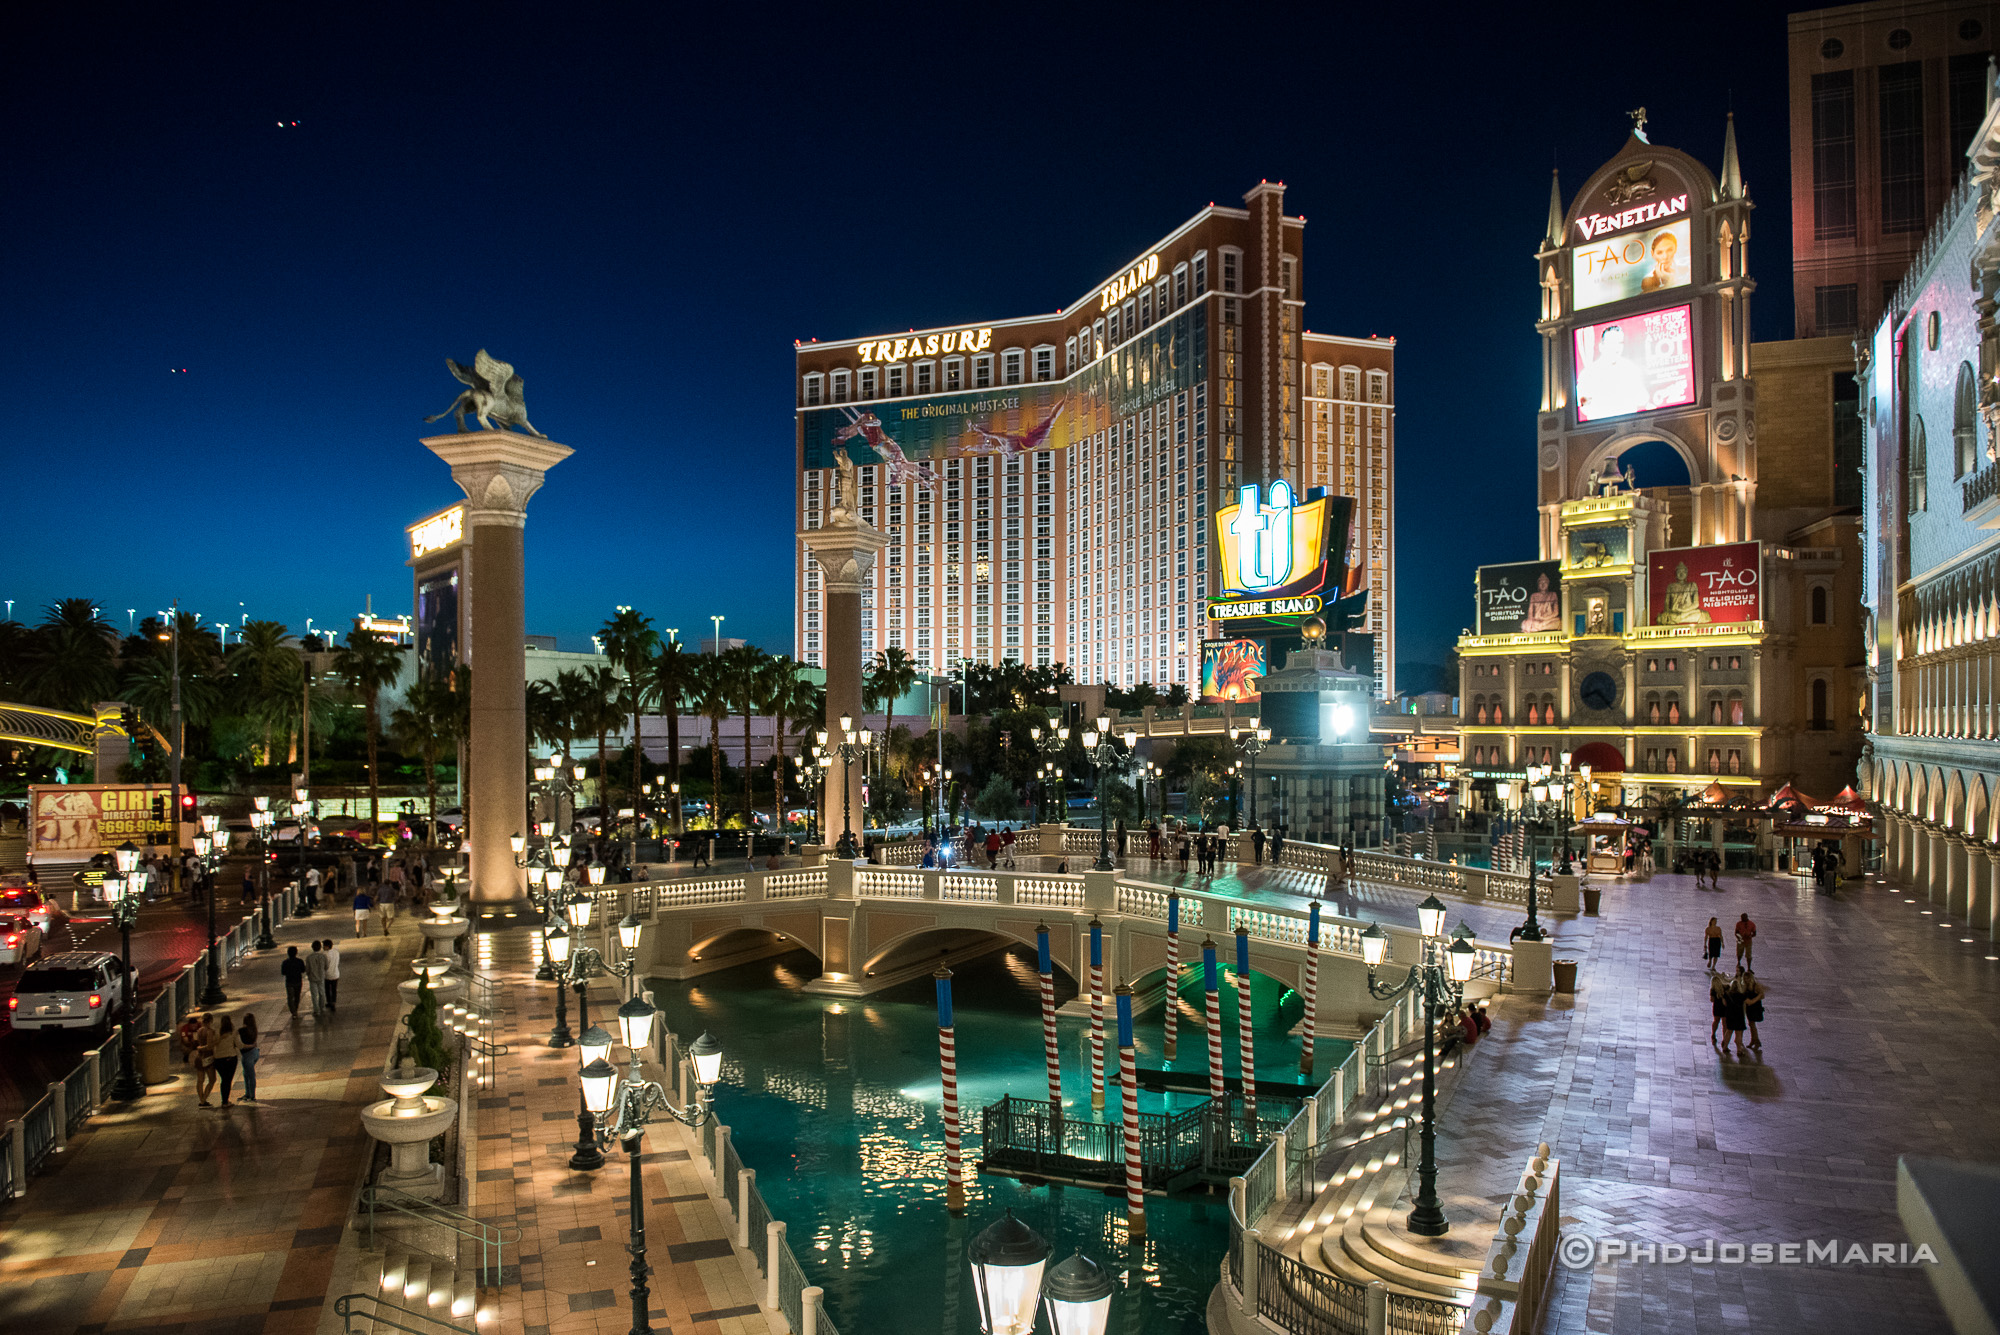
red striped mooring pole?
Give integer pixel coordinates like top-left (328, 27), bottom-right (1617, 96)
top-left (1036, 924), bottom-right (1061, 1111)
top-left (1163, 891), bottom-right (1181, 1060)
top-left (1088, 916), bottom-right (1105, 1111)
top-left (935, 966), bottom-right (963, 1215)
top-left (1115, 984), bottom-right (1146, 1239)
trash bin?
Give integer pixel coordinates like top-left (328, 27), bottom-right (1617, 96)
top-left (1552, 960), bottom-right (1579, 994)
top-left (1583, 886), bottom-right (1602, 916)
top-left (139, 1031), bottom-right (172, 1085)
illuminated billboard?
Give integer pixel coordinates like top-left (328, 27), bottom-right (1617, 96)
top-left (1201, 639), bottom-right (1266, 703)
top-left (798, 309), bottom-right (1206, 481)
top-left (1572, 304), bottom-right (1695, 423)
top-left (1572, 219), bottom-right (1691, 310)
top-left (1208, 486), bottom-right (1356, 637)
top-left (1476, 561), bottom-right (1562, 636)
top-left (416, 568), bottom-right (460, 678)
top-left (1648, 542), bottom-right (1762, 625)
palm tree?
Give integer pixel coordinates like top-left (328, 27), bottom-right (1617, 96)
top-left (688, 654), bottom-right (735, 827)
top-left (335, 627), bottom-right (406, 837)
top-left (648, 640), bottom-right (698, 813)
top-left (866, 647), bottom-right (921, 744)
top-left (23, 599), bottom-right (117, 713)
top-left (228, 620), bottom-right (305, 765)
top-left (119, 655), bottom-right (221, 730)
top-left (754, 657), bottom-right (809, 833)
top-left (390, 674), bottom-right (458, 848)
top-left (599, 608), bottom-right (659, 860)
top-left (720, 646), bottom-right (772, 834)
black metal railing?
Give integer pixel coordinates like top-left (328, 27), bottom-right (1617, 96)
top-left (979, 1092), bottom-right (1299, 1190)
top-left (1965, 460), bottom-right (2000, 512)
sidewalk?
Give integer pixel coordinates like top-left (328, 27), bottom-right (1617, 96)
top-left (0, 899), bottom-right (419, 1335)
top-left (469, 925), bottom-right (781, 1335)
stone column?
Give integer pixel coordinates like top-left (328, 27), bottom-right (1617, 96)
top-left (1946, 836), bottom-right (1968, 920)
top-left (800, 520), bottom-right (889, 857)
top-left (1981, 850), bottom-right (2000, 941)
top-left (422, 430), bottom-right (573, 907)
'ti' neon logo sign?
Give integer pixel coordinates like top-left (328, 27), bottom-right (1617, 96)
top-left (1217, 481), bottom-right (1330, 597)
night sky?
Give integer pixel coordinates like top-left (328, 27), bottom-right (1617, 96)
top-left (4, 3), bottom-right (1805, 678)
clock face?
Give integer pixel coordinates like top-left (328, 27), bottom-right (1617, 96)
top-left (1578, 671), bottom-right (1620, 711)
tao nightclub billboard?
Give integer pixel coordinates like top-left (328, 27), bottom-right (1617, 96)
top-left (1648, 542), bottom-right (1762, 625)
top-left (1572, 304), bottom-right (1695, 423)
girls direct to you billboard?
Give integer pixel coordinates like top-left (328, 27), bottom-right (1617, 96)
top-left (1648, 542), bottom-right (1762, 625)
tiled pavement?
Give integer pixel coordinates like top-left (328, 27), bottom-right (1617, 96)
top-left (467, 926), bottom-right (781, 1335)
top-left (1402, 867), bottom-right (2000, 1334)
top-left (0, 901), bottom-right (413, 1335)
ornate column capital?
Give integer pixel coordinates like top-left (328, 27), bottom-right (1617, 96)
top-left (423, 431), bottom-right (575, 528)
top-left (801, 520), bottom-right (891, 594)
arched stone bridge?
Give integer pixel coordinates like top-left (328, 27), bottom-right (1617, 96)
top-left (581, 855), bottom-right (1559, 1038)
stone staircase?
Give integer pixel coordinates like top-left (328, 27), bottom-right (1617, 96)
top-left (1278, 1038), bottom-right (1484, 1305)
top-left (349, 1243), bottom-right (491, 1332)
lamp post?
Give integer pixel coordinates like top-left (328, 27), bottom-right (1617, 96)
top-left (196, 814), bottom-right (228, 1006)
top-left (289, 787), bottom-right (315, 918)
top-left (250, 798), bottom-right (278, 950)
top-left (1081, 716), bottom-right (1125, 872)
top-left (826, 716), bottom-right (873, 861)
top-left (1029, 718), bottom-right (1070, 825)
top-left (577, 996), bottom-right (721, 1335)
top-left (107, 842), bottom-right (147, 1101)
top-left (1359, 898), bottom-right (1477, 1236)
top-left (967, 1210), bottom-right (1115, 1335)
top-left (1233, 725), bottom-right (1272, 827)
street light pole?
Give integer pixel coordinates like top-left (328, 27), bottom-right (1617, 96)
top-left (1082, 716), bottom-right (1124, 873)
top-left (1360, 900), bottom-right (1476, 1237)
top-left (827, 717), bottom-right (872, 861)
top-left (1234, 725), bottom-right (1271, 828)
top-left (197, 815), bottom-right (228, 1006)
top-left (107, 843), bottom-right (146, 1101)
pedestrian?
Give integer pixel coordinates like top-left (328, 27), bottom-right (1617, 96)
top-left (1734, 912), bottom-right (1756, 969)
top-left (352, 886), bottom-right (374, 938)
top-left (280, 945), bottom-right (305, 1015)
top-left (692, 836), bottom-right (710, 869)
top-left (238, 1012), bottom-right (261, 1101)
top-left (1251, 825), bottom-right (1266, 865)
top-left (211, 1015), bottom-right (242, 1107)
top-left (1149, 824), bottom-right (1162, 860)
top-left (984, 829), bottom-right (1002, 869)
top-left (305, 940), bottom-right (329, 1017)
top-left (191, 1012), bottom-right (219, 1106)
top-left (1177, 835), bottom-right (1190, 875)
top-left (1719, 975), bottom-right (1750, 1056)
top-left (177, 1010), bottom-right (204, 1076)
top-left (381, 881), bottom-right (397, 932)
top-left (1001, 826), bottom-right (1016, 870)
top-left (304, 864), bottom-right (322, 910)
top-left (1115, 818), bottom-right (1127, 860)
top-left (324, 938), bottom-right (342, 1011)
top-left (1740, 971), bottom-right (1765, 1049)
top-left (1709, 972), bottom-right (1729, 1045)
top-left (1703, 917), bottom-right (1723, 971)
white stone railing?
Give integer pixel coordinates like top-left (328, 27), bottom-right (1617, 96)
top-left (763, 868), bottom-right (828, 900)
top-left (856, 869), bottom-right (926, 900)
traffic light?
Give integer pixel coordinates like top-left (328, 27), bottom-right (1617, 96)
top-left (119, 707), bottom-right (138, 735)
top-left (179, 793), bottom-right (197, 819)
top-left (151, 795), bottom-right (166, 822)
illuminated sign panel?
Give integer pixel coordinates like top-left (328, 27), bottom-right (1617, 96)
top-left (855, 328), bottom-right (993, 363)
top-left (1099, 253), bottom-right (1160, 310)
top-left (416, 570), bottom-right (461, 677)
top-left (1201, 639), bottom-right (1266, 703)
top-left (1214, 481), bottom-right (1331, 599)
top-left (1476, 561), bottom-right (1562, 636)
top-left (1571, 193), bottom-right (1688, 241)
top-left (1572, 218), bottom-right (1690, 310)
top-left (1648, 542), bottom-right (1761, 625)
top-left (1572, 304), bottom-right (1694, 423)
top-left (410, 506), bottom-right (464, 558)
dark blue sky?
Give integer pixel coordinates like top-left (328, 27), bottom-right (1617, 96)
top-left (3, 3), bottom-right (1802, 672)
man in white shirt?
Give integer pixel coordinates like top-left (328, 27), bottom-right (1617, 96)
top-left (305, 865), bottom-right (323, 910)
top-left (323, 939), bottom-right (342, 1012)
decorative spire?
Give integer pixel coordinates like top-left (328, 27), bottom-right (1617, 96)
top-left (1720, 112), bottom-right (1745, 200)
top-left (1544, 168), bottom-right (1564, 249)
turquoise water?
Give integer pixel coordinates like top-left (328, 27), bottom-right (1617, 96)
top-left (650, 948), bottom-right (1351, 1335)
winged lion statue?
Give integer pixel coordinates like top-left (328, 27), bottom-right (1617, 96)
top-left (426, 349), bottom-right (545, 437)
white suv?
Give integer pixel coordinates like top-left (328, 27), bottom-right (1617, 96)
top-left (8, 952), bottom-right (129, 1033)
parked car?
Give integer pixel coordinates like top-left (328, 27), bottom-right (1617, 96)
top-left (0, 914), bottom-right (44, 965)
top-left (8, 951), bottom-right (128, 1033)
top-left (0, 886), bottom-right (58, 934)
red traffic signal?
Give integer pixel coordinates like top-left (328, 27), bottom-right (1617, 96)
top-left (178, 793), bottom-right (197, 813)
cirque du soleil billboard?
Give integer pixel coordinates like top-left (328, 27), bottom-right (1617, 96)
top-left (1201, 639), bottom-right (1267, 703)
top-left (797, 310), bottom-right (1206, 483)
top-left (1571, 303), bottom-right (1695, 424)
top-left (1475, 561), bottom-right (1563, 636)
top-left (1648, 542), bottom-right (1762, 625)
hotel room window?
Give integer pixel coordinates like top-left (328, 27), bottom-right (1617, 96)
top-left (887, 364), bottom-right (905, 396)
top-left (830, 369), bottom-right (850, 403)
top-left (1034, 346), bottom-right (1053, 382)
top-left (1173, 263), bottom-right (1189, 308)
top-left (1220, 248), bottom-right (1241, 293)
top-left (974, 354), bottom-right (993, 389)
top-left (1138, 289), bottom-right (1152, 329)
top-left (802, 373), bottom-right (823, 406)
top-left (1002, 350), bottom-right (1024, 385)
top-left (859, 368), bottom-right (878, 399)
top-left (915, 361), bottom-right (934, 393)
top-left (1065, 338), bottom-right (1078, 374)
top-left (1192, 251), bottom-right (1208, 296)
top-left (944, 357), bottom-right (964, 391)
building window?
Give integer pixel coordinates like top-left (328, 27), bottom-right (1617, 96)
top-left (831, 369), bottom-right (850, 403)
top-left (1220, 247), bottom-right (1242, 294)
top-left (1033, 346), bottom-right (1054, 382)
top-left (1281, 255), bottom-right (1298, 299)
top-left (1065, 337), bottom-right (1077, 374)
top-left (859, 368), bottom-right (878, 399)
top-left (1002, 349), bottom-right (1024, 385)
top-left (1173, 263), bottom-right (1189, 308)
top-left (802, 373), bottom-right (823, 406)
top-left (1811, 678), bottom-right (1831, 729)
top-left (1879, 61), bottom-right (1927, 234)
top-left (1811, 585), bottom-right (1830, 624)
top-left (916, 361), bottom-right (934, 393)
top-left (974, 355), bottom-right (993, 389)
top-left (945, 357), bottom-right (964, 391)
top-left (1956, 362), bottom-right (1980, 476)
top-left (1729, 694), bottom-right (1745, 726)
top-left (1908, 415), bottom-right (1928, 512)
top-left (1951, 52), bottom-right (1993, 159)
top-left (1192, 251), bottom-right (1208, 296)
top-left (1815, 284), bottom-right (1859, 336)
top-left (1811, 70), bottom-right (1858, 241)
top-left (1834, 370), bottom-right (1863, 505)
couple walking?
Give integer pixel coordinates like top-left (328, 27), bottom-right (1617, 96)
top-left (1702, 914), bottom-right (1757, 971)
top-left (280, 939), bottom-right (343, 1017)
top-left (177, 1010), bottom-right (262, 1107)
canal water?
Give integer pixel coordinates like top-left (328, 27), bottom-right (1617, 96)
top-left (650, 947), bottom-right (1352, 1335)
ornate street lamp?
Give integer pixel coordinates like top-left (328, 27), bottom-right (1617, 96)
top-left (1234, 725), bottom-right (1272, 827)
top-left (106, 842), bottom-right (147, 1101)
top-left (250, 799), bottom-right (279, 950)
top-left (968, 1209), bottom-right (1053, 1335)
top-left (577, 996), bottom-right (720, 1335)
top-left (1042, 1252), bottom-right (1115, 1335)
top-left (1081, 717), bottom-right (1127, 872)
top-left (1030, 718), bottom-right (1071, 825)
top-left (288, 791), bottom-right (315, 918)
top-left (827, 716), bottom-right (874, 861)
top-left (1359, 900), bottom-right (1476, 1236)
top-left (195, 819), bottom-right (228, 1006)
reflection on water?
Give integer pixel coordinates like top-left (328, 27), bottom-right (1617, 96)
top-left (651, 946), bottom-right (1351, 1335)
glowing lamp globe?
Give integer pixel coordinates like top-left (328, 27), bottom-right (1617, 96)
top-left (688, 1030), bottom-right (723, 1088)
top-left (1416, 894), bottom-right (1447, 939)
top-left (1360, 922), bottom-right (1390, 968)
top-left (579, 1057), bottom-right (618, 1116)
